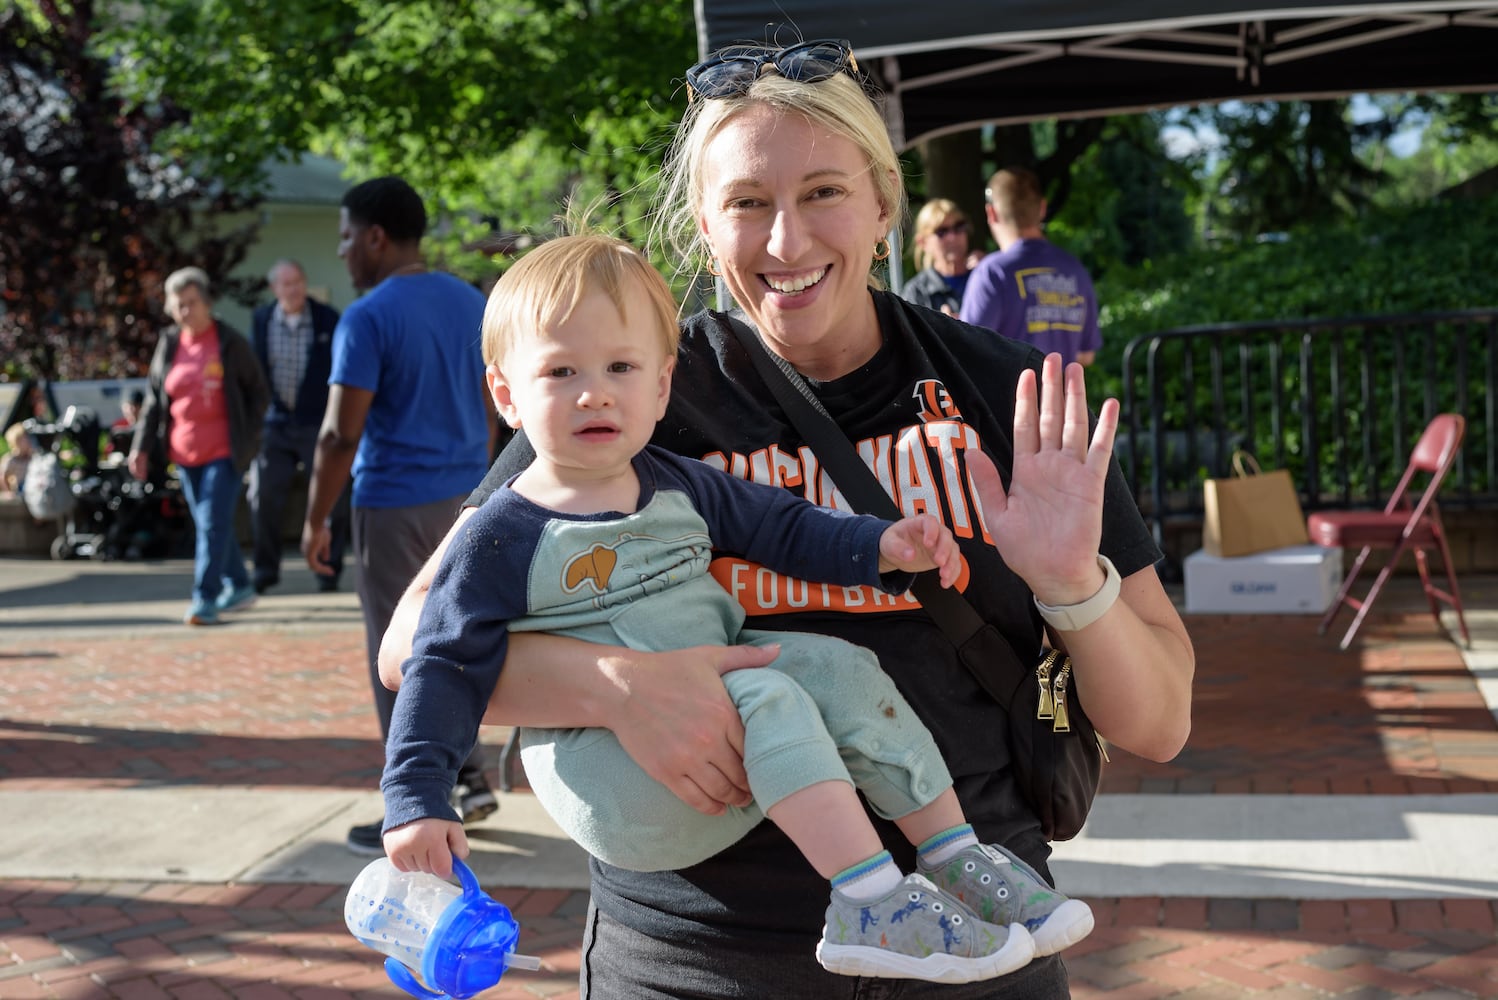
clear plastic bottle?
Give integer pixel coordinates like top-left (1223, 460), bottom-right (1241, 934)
top-left (345, 856), bottom-right (541, 999)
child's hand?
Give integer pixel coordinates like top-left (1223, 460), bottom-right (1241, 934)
top-left (877, 514), bottom-right (962, 587)
top-left (384, 818), bottom-right (469, 879)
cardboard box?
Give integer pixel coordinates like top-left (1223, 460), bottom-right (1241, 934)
top-left (1183, 544), bottom-right (1343, 614)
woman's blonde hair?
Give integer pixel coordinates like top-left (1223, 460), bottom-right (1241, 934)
top-left (651, 70), bottom-right (906, 287)
top-left (911, 198), bottom-right (968, 271)
top-left (480, 234), bottom-right (680, 367)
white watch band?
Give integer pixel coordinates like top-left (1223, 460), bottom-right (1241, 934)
top-left (1034, 555), bottom-right (1122, 631)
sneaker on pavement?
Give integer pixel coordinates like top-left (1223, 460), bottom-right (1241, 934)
top-left (817, 873), bottom-right (1034, 984)
top-left (183, 601), bottom-right (219, 626)
top-left (919, 843), bottom-right (1094, 956)
top-left (455, 778), bottom-right (499, 826)
top-left (216, 582), bottom-right (258, 615)
top-left (346, 818), bottom-right (384, 856)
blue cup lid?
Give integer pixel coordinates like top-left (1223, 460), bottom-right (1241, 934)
top-left (419, 858), bottom-right (521, 999)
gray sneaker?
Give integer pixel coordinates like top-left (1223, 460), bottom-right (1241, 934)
top-left (817, 873), bottom-right (1034, 984)
top-left (919, 843), bottom-right (1094, 956)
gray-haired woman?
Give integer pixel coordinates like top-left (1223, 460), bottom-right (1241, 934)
top-left (129, 267), bottom-right (269, 625)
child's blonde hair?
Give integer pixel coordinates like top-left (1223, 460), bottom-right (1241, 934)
top-left (4, 423), bottom-right (29, 451)
top-left (481, 234), bottom-right (680, 367)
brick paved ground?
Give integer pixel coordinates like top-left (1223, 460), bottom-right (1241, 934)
top-left (0, 879), bottom-right (590, 1000)
top-left (2, 585), bottom-right (1496, 998)
top-left (6, 611), bottom-right (1493, 797)
top-left (3, 883), bottom-right (1494, 999)
top-left (1102, 613), bottom-right (1498, 796)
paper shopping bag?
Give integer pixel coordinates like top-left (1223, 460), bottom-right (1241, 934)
top-left (1202, 451), bottom-right (1309, 558)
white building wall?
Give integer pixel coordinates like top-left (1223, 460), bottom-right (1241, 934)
top-left (217, 202), bottom-right (355, 332)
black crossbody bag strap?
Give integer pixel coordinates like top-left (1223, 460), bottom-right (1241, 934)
top-left (714, 312), bottom-right (1030, 699)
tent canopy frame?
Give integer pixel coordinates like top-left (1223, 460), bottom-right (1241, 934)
top-left (694, 1), bottom-right (1498, 149)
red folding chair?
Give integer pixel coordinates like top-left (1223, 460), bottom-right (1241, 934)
top-left (1307, 413), bottom-right (1471, 651)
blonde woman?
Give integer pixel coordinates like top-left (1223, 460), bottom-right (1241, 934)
top-left (382, 38), bottom-right (1193, 999)
top-left (901, 198), bottom-right (978, 316)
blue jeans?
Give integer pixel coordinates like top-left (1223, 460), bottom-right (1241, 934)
top-left (178, 458), bottom-right (251, 607)
top-left (578, 902), bottom-right (1071, 998)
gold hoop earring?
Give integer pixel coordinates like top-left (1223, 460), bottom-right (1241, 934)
top-left (707, 256), bottom-right (722, 277)
top-left (873, 238), bottom-right (892, 261)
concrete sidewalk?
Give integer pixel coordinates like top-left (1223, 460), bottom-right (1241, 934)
top-left (0, 556), bottom-right (364, 640)
top-left (0, 557), bottom-right (588, 892)
top-left (3, 555), bottom-right (1498, 998)
top-left (3, 557), bottom-right (1496, 899)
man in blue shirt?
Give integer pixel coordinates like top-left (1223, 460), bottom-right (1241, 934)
top-left (960, 168), bottom-right (1101, 368)
top-left (302, 176), bottom-right (499, 855)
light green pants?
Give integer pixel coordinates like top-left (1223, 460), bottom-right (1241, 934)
top-left (520, 625), bottom-right (952, 872)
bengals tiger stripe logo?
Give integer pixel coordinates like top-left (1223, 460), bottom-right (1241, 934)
top-left (912, 379), bottom-right (962, 423)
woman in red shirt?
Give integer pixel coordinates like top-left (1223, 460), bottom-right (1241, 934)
top-left (129, 267), bottom-right (269, 625)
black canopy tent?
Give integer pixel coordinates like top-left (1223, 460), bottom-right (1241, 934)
top-left (693, 2), bottom-right (1498, 150)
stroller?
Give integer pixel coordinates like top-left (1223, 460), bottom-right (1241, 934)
top-left (21, 406), bottom-right (189, 561)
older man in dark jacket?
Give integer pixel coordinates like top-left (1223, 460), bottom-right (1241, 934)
top-left (249, 259), bottom-right (349, 593)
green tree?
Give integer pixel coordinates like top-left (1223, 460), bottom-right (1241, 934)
top-left (1043, 114), bottom-right (1195, 278)
top-left (100, 0), bottom-right (697, 279)
top-left (910, 118), bottom-right (1112, 258)
top-left (1191, 99), bottom-right (1392, 239)
top-left (23, 0), bottom-right (1495, 392)
top-left (912, 115), bottom-right (1193, 281)
top-left (1007, 119), bottom-right (1109, 223)
top-left (1368, 93), bottom-right (1498, 205)
top-left (1, 0), bottom-right (262, 381)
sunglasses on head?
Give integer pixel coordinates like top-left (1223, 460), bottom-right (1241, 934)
top-left (686, 39), bottom-right (859, 102)
top-left (933, 221), bottom-right (969, 238)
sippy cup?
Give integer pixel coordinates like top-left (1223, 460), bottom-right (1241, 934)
top-left (345, 856), bottom-right (542, 999)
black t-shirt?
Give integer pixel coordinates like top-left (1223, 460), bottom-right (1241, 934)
top-left (471, 290), bottom-right (1160, 949)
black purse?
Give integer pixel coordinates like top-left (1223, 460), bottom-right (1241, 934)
top-left (716, 313), bottom-right (1104, 841)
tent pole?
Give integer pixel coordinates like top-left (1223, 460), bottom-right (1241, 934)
top-left (887, 226), bottom-right (905, 294)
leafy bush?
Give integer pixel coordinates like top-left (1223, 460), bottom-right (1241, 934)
top-left (1095, 194), bottom-right (1498, 387)
top-left (1094, 194), bottom-right (1498, 502)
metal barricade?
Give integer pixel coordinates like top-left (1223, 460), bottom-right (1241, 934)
top-left (1118, 309), bottom-right (1498, 564)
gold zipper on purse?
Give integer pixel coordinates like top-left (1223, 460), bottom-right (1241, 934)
top-left (1035, 649), bottom-right (1060, 720)
top-left (1036, 649), bottom-right (1110, 760)
top-left (1052, 661), bottom-right (1072, 733)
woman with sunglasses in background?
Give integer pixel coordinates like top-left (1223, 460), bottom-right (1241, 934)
top-left (380, 37), bottom-right (1194, 999)
top-left (902, 199), bottom-right (980, 317)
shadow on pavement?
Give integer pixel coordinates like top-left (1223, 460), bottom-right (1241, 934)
top-left (0, 717), bottom-right (382, 788)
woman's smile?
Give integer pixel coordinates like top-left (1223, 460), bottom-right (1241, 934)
top-left (764, 266), bottom-right (829, 296)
